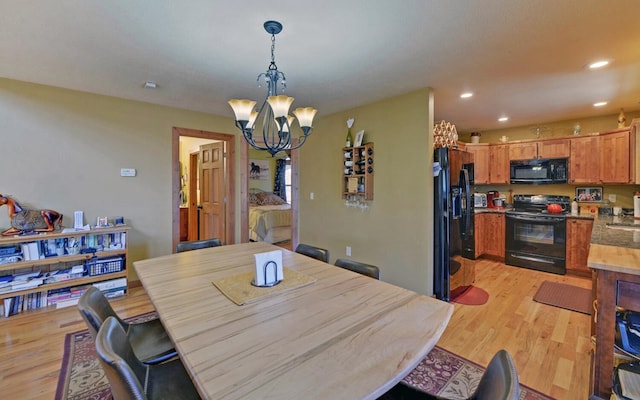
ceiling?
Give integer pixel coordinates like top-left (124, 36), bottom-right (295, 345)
top-left (2, 0), bottom-right (639, 132)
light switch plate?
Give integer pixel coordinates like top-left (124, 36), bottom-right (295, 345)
top-left (120, 168), bottom-right (136, 177)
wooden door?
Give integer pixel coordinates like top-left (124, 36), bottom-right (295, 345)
top-left (508, 142), bottom-right (538, 160)
top-left (569, 136), bottom-right (599, 184)
top-left (538, 138), bottom-right (570, 159)
top-left (565, 218), bottom-right (594, 276)
top-left (200, 142), bottom-right (226, 243)
top-left (489, 145), bottom-right (509, 184)
top-left (483, 213), bottom-right (505, 259)
top-left (188, 152), bottom-right (199, 241)
top-left (466, 144), bottom-right (489, 184)
top-left (600, 130), bottom-right (631, 183)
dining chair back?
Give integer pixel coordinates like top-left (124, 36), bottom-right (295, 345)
top-left (96, 316), bottom-right (200, 400)
top-left (335, 258), bottom-right (380, 279)
top-left (295, 243), bottom-right (330, 263)
top-left (176, 237), bottom-right (222, 253)
top-left (389, 349), bottom-right (519, 399)
top-left (78, 286), bottom-right (176, 364)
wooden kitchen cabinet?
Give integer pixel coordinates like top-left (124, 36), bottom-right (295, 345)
top-left (474, 212), bottom-right (505, 259)
top-left (599, 129), bottom-right (632, 184)
top-left (484, 213), bottom-right (505, 259)
top-left (569, 135), bottom-right (600, 184)
top-left (509, 139), bottom-right (570, 160)
top-left (466, 144), bottom-right (490, 184)
top-left (489, 145), bottom-right (510, 184)
top-left (565, 218), bottom-right (594, 276)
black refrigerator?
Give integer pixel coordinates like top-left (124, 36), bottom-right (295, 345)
top-left (433, 147), bottom-right (475, 302)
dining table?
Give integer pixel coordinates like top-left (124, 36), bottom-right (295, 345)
top-left (133, 242), bottom-right (454, 400)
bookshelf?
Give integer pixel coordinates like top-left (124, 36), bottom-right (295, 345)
top-left (0, 226), bottom-right (130, 317)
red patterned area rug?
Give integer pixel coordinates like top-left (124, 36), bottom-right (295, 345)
top-left (55, 312), bottom-right (158, 400)
top-left (57, 314), bottom-right (554, 400)
top-left (380, 346), bottom-right (554, 400)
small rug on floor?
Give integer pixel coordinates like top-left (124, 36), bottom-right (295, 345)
top-left (381, 346), bottom-right (554, 400)
top-left (533, 280), bottom-right (591, 315)
top-left (452, 286), bottom-right (489, 306)
top-left (57, 314), bottom-right (554, 400)
top-left (55, 311), bottom-right (158, 400)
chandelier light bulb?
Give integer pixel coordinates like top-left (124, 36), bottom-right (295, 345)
top-left (293, 107), bottom-right (317, 128)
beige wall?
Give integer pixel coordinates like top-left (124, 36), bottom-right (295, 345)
top-left (248, 148), bottom-right (277, 192)
top-left (297, 89), bottom-right (435, 294)
top-left (0, 78), bottom-right (240, 280)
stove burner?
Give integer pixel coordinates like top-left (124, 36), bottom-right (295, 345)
top-left (512, 194), bottom-right (570, 214)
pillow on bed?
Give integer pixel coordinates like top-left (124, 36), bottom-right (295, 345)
top-left (255, 192), bottom-right (286, 205)
top-left (248, 192), bottom-right (260, 205)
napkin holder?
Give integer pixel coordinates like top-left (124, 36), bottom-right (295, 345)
top-left (252, 250), bottom-right (283, 287)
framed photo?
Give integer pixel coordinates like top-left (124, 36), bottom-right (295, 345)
top-left (249, 159), bottom-right (269, 180)
top-left (354, 130), bottom-right (365, 147)
top-left (576, 187), bottom-right (602, 202)
top-left (96, 216), bottom-right (108, 227)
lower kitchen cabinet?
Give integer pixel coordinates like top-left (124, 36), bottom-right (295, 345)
top-left (474, 212), bottom-right (505, 260)
top-left (566, 217), bottom-right (594, 276)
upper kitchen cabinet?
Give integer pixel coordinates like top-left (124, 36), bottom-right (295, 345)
top-left (569, 135), bottom-right (600, 184)
top-left (509, 138), bottom-right (570, 160)
top-left (489, 144), bottom-right (510, 184)
top-left (465, 143), bottom-right (490, 184)
top-left (599, 129), bottom-right (633, 184)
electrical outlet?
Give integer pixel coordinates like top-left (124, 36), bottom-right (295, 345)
top-left (310, 192), bottom-right (314, 200)
top-left (609, 194), bottom-right (617, 203)
top-left (346, 246), bottom-right (351, 256)
top-left (120, 168), bottom-right (136, 177)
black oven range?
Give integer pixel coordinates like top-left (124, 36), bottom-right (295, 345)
top-left (505, 194), bottom-right (571, 275)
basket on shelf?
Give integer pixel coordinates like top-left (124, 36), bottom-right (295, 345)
top-left (86, 256), bottom-right (125, 276)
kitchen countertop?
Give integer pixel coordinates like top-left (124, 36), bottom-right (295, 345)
top-left (588, 214), bottom-right (640, 276)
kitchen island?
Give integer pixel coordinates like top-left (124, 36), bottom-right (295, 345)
top-left (588, 215), bottom-right (640, 399)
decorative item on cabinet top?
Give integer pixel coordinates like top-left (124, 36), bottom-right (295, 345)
top-left (343, 142), bottom-right (374, 204)
top-left (434, 120), bottom-right (458, 148)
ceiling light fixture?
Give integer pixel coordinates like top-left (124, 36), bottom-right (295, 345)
top-left (588, 60), bottom-right (610, 69)
top-left (498, 116), bottom-right (509, 122)
top-left (460, 92), bottom-right (473, 99)
top-left (228, 21), bottom-right (317, 157)
top-left (593, 101), bottom-right (608, 107)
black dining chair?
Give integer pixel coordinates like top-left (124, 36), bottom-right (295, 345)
top-left (295, 243), bottom-right (330, 263)
top-left (335, 258), bottom-right (380, 279)
top-left (385, 349), bottom-right (520, 400)
top-left (96, 316), bottom-right (201, 400)
top-left (176, 237), bottom-right (222, 253)
top-left (78, 286), bottom-right (177, 365)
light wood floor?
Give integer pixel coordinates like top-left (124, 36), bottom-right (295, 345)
top-left (0, 258), bottom-right (591, 399)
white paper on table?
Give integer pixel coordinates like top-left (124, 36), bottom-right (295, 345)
top-left (254, 250), bottom-right (283, 286)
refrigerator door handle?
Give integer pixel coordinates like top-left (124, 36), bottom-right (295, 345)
top-left (459, 168), bottom-right (471, 240)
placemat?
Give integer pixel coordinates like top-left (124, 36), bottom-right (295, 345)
top-left (212, 267), bottom-right (316, 305)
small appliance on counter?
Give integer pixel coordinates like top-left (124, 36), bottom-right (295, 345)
top-left (474, 193), bottom-right (488, 208)
top-left (487, 191), bottom-right (500, 208)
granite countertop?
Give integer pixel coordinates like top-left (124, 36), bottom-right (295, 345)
top-left (589, 215), bottom-right (640, 250)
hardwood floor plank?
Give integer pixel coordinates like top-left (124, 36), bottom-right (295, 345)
top-left (0, 258), bottom-right (592, 399)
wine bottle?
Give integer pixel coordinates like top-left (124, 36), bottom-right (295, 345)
top-left (346, 128), bottom-right (353, 147)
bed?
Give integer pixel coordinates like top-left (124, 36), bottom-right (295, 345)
top-left (248, 191), bottom-right (292, 244)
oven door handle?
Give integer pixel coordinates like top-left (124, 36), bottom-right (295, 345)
top-left (507, 215), bottom-right (565, 223)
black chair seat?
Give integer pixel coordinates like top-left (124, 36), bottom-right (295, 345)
top-left (96, 316), bottom-right (200, 400)
top-left (177, 238), bottom-right (222, 253)
top-left (78, 286), bottom-right (177, 365)
top-left (335, 258), bottom-right (380, 279)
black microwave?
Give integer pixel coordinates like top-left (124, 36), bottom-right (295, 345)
top-left (510, 158), bottom-right (568, 184)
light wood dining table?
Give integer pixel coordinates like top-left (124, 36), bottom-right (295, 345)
top-left (133, 242), bottom-right (454, 400)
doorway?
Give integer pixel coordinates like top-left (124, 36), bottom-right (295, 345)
top-left (172, 127), bottom-right (235, 252)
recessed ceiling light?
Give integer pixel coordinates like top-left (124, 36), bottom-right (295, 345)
top-left (593, 101), bottom-right (607, 107)
top-left (143, 81), bottom-right (158, 89)
top-left (460, 92), bottom-right (473, 99)
top-left (498, 116), bottom-right (509, 122)
top-left (588, 60), bottom-right (610, 69)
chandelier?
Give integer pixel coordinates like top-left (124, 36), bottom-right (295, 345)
top-left (228, 21), bottom-right (318, 157)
